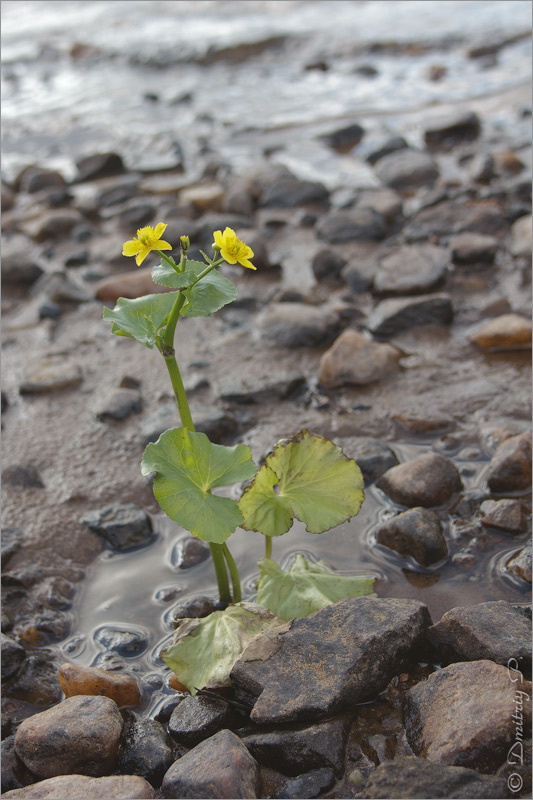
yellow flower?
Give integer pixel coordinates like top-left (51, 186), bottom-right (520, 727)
top-left (122, 223), bottom-right (172, 266)
top-left (213, 227), bottom-right (256, 270)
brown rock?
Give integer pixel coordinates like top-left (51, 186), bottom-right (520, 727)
top-left (375, 507), bottom-right (448, 566)
top-left (19, 358), bottom-right (83, 394)
top-left (58, 663), bottom-right (141, 707)
top-left (376, 453), bottom-right (463, 508)
top-left (94, 267), bottom-right (172, 301)
top-left (510, 214), bottom-right (532, 257)
top-left (179, 183), bottom-right (225, 212)
top-left (25, 209), bottom-right (83, 242)
top-left (469, 314), bottom-right (532, 349)
top-left (2, 775), bottom-right (154, 799)
top-left (404, 660), bottom-right (532, 771)
top-left (480, 499), bottom-right (527, 533)
top-left (14, 695), bottom-right (123, 779)
top-left (486, 431), bottom-right (532, 493)
top-left (506, 546), bottom-right (532, 583)
top-left (318, 330), bottom-right (401, 388)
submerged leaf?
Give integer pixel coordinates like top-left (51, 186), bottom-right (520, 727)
top-left (239, 430), bottom-right (365, 537)
top-left (141, 428), bottom-right (257, 543)
top-left (103, 292), bottom-right (179, 348)
top-left (256, 555), bottom-right (376, 621)
top-left (161, 602), bottom-right (287, 694)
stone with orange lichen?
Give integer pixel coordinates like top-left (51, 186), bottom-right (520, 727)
top-left (58, 663), bottom-right (140, 707)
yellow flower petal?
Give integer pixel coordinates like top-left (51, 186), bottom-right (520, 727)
top-left (122, 222), bottom-right (173, 265)
top-left (213, 230), bottom-right (224, 249)
top-left (122, 239), bottom-right (141, 257)
top-left (157, 240), bottom-right (173, 251)
top-left (135, 247), bottom-right (151, 266)
top-left (153, 222), bottom-right (168, 239)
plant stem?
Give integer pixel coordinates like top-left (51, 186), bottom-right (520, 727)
top-left (264, 535), bottom-right (272, 560)
top-left (163, 352), bottom-right (195, 431)
top-left (222, 544), bottom-right (242, 603)
top-left (209, 543), bottom-right (231, 605)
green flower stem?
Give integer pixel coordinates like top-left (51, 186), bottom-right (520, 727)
top-left (264, 535), bottom-right (272, 560)
top-left (222, 544), bottom-right (242, 603)
top-left (163, 352), bottom-right (195, 432)
top-left (209, 543), bottom-right (232, 605)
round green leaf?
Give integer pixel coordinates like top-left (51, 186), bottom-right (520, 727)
top-left (103, 292), bottom-right (180, 348)
top-left (141, 428), bottom-right (257, 543)
top-left (152, 261), bottom-right (199, 289)
top-left (239, 430), bottom-right (365, 537)
top-left (181, 268), bottom-right (237, 318)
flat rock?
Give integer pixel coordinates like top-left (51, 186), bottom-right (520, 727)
top-left (180, 182), bottom-right (226, 213)
top-left (403, 660), bottom-right (532, 771)
top-left (260, 177), bottom-right (329, 208)
top-left (450, 232), bottom-right (498, 265)
top-left (168, 695), bottom-right (235, 747)
top-left (6, 656), bottom-right (62, 706)
top-left (506, 545), bottom-right (532, 583)
top-left (242, 718), bottom-right (348, 777)
top-left (231, 596), bottom-right (431, 725)
top-left (220, 372), bottom-right (306, 404)
top-left (272, 768), bottom-right (335, 799)
top-left (358, 756), bottom-right (510, 799)
top-left (14, 695), bottom-right (124, 778)
top-left (469, 314), bottom-right (532, 349)
top-left (486, 431), bottom-right (532, 493)
top-left (2, 464), bottom-right (45, 488)
top-left (95, 267), bottom-right (170, 301)
top-left (96, 388), bottom-right (142, 421)
top-left (81, 504), bottom-right (154, 550)
top-left (377, 453), bottom-right (463, 508)
top-left (315, 207), bottom-right (386, 243)
top-left (19, 357), bottom-right (82, 394)
top-left (318, 330), bottom-right (401, 388)
top-left (25, 209), bottom-right (83, 242)
top-left (373, 149), bottom-right (439, 189)
top-left (510, 214), bottom-right (532, 257)
top-left (424, 110), bottom-right (481, 147)
top-left (427, 601), bottom-right (532, 674)
top-left (374, 244), bottom-right (449, 295)
top-left (94, 626), bottom-right (148, 657)
top-left (480, 498), bottom-right (528, 533)
top-left (75, 152), bottom-right (125, 182)
top-left (375, 507), bottom-right (448, 566)
top-left (2, 775), bottom-right (154, 799)
top-left (404, 200), bottom-right (508, 241)
top-left (161, 729), bottom-right (259, 799)
top-left (341, 258), bottom-right (377, 292)
top-left (335, 436), bottom-right (399, 483)
top-left (58, 663), bottom-right (141, 707)
top-left (367, 293), bottom-right (453, 336)
top-left (256, 302), bottom-right (340, 348)
top-left (117, 715), bottom-right (176, 788)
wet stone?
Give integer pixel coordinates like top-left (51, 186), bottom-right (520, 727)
top-left (510, 214), bottom-right (532, 257)
top-left (162, 728), bottom-right (260, 799)
top-left (335, 436), bottom-right (399, 484)
top-left (404, 200), bottom-right (508, 242)
top-left (311, 249), bottom-right (347, 282)
top-left (427, 601), bottom-right (532, 675)
top-left (168, 694), bottom-right (234, 747)
top-left (375, 507), bottom-right (448, 567)
top-left (75, 152), bottom-right (125, 182)
top-left (242, 718), bottom-right (348, 777)
top-left (94, 627), bottom-right (149, 658)
top-left (255, 303), bottom-right (340, 348)
top-left (424, 110), bottom-right (481, 147)
top-left (14, 695), bottom-right (124, 779)
top-left (26, 209), bottom-right (83, 242)
top-left (5, 656), bottom-right (62, 706)
top-left (318, 330), bottom-right (401, 388)
top-left (373, 149), bottom-right (439, 189)
top-left (81, 504), bottom-right (154, 550)
top-left (171, 594), bottom-right (217, 622)
top-left (1, 464), bottom-right (45, 489)
top-left (507, 545), bottom-right (532, 583)
top-left (2, 774), bottom-right (155, 799)
top-left (117, 714), bottom-right (176, 788)
top-left (220, 372), bottom-right (306, 404)
top-left (95, 388), bottom-right (143, 422)
top-left (469, 313), bottom-right (532, 350)
top-left (320, 122), bottom-right (365, 152)
top-left (271, 768), bottom-right (335, 799)
top-left (449, 232), bottom-right (498, 265)
top-left (480, 498), bottom-right (528, 533)
top-left (1, 634), bottom-right (26, 683)
top-left (173, 536), bottom-right (211, 569)
top-left (341, 258), bottom-right (376, 292)
top-left (486, 431), bottom-right (532, 493)
top-left (19, 357), bottom-right (83, 394)
top-left (1, 235), bottom-right (44, 286)
top-left (1, 735), bottom-right (30, 793)
top-left (403, 660), bottom-right (532, 771)
top-left (377, 453), bottom-right (463, 508)
top-left (2, 527), bottom-right (27, 568)
top-left (358, 756), bottom-right (510, 799)
top-left (366, 293), bottom-right (453, 336)
top-left (58, 663), bottom-right (141, 707)
top-left (315, 207), bottom-right (386, 243)
top-left (374, 244), bottom-right (449, 295)
top-left (259, 177), bottom-right (329, 209)
top-left (231, 597), bottom-right (431, 725)
top-left (362, 134), bottom-right (408, 165)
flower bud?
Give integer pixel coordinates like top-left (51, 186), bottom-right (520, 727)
top-left (180, 235), bottom-right (190, 252)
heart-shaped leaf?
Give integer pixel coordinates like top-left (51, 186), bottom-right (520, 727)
top-left (181, 267), bottom-right (237, 318)
top-left (239, 430), bottom-right (364, 537)
top-left (152, 260), bottom-right (200, 289)
top-left (161, 602), bottom-right (287, 694)
top-left (256, 555), bottom-right (375, 621)
top-left (103, 292), bottom-right (179, 348)
top-left (141, 428), bottom-right (257, 543)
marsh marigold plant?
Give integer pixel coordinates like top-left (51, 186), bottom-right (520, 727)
top-left (122, 222), bottom-right (172, 266)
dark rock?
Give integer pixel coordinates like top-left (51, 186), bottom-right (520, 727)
top-left (480, 499), bottom-right (528, 533)
top-left (5, 656), bottom-right (62, 706)
top-left (96, 181), bottom-right (139, 207)
top-left (1, 774), bottom-right (156, 799)
top-left (27, 209), bottom-right (83, 242)
top-left (242, 718), bottom-right (348, 777)
top-left (64, 249), bottom-right (89, 267)
top-left (161, 729), bottom-right (259, 798)
top-left (94, 627), bottom-right (149, 657)
top-left (320, 123), bottom-right (365, 152)
top-left (260, 178), bottom-right (329, 209)
top-left (173, 536), bottom-right (211, 569)
top-left (311, 249), bottom-right (347, 282)
top-left (256, 303), bottom-right (340, 348)
top-left (374, 244), bottom-right (449, 295)
top-left (1, 735), bottom-right (27, 793)
top-left (220, 372), bottom-right (306, 404)
top-left (404, 200), bottom-right (508, 242)
top-left (171, 595), bottom-right (217, 622)
top-left (358, 756), bottom-right (511, 798)
top-left (341, 258), bottom-right (376, 292)
top-left (271, 768), bottom-right (335, 799)
top-left (24, 609), bottom-right (72, 642)
top-left (1, 634), bottom-right (26, 682)
top-left (506, 545), bottom-right (532, 583)
top-left (424, 110), bottom-right (481, 148)
top-left (428, 601), bottom-right (531, 674)
top-left (117, 715), bottom-right (176, 788)
top-left (31, 271), bottom-right (92, 304)
top-left (81, 504), bottom-right (154, 551)
top-left (1, 391), bottom-right (8, 413)
top-left (2, 710), bottom-right (13, 739)
top-left (1, 235), bottom-right (44, 286)
top-left (75, 152), bottom-right (125, 182)
top-left (355, 189), bottom-right (404, 229)
top-left (118, 203), bottom-right (156, 230)
top-left (16, 166), bottom-right (67, 194)
top-left (450, 232), bottom-right (498, 265)
top-left (231, 597), bottom-right (431, 724)
top-left (377, 453), bottom-right (463, 508)
top-left (335, 437), bottom-right (399, 483)
top-left (315, 208), bottom-right (386, 243)
top-left (367, 293), bottom-right (453, 336)
top-left (374, 149), bottom-right (439, 189)
top-left (194, 407), bottom-right (239, 442)
top-left (38, 301), bottom-right (62, 320)
top-left (168, 695), bottom-right (234, 747)
top-left (96, 388), bottom-right (143, 422)
top-left (496, 738), bottom-right (532, 796)
top-left (363, 135), bottom-right (408, 165)
top-left (486, 432), bottom-right (532, 493)
top-left (375, 507), bottom-right (448, 567)
top-left (2, 464), bottom-right (45, 489)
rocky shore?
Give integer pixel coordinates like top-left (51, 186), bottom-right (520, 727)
top-left (2, 17), bottom-right (532, 798)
